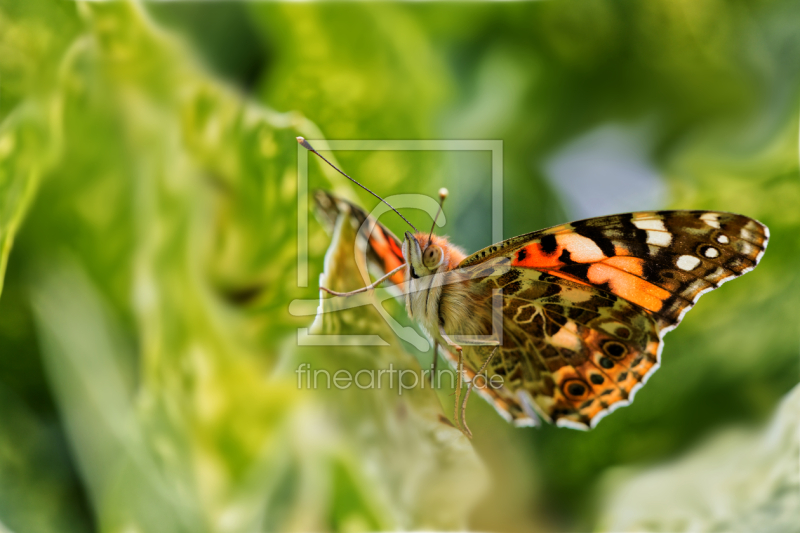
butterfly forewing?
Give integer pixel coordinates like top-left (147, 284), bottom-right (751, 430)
top-left (460, 211), bottom-right (768, 333)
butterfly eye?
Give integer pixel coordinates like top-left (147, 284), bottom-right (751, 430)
top-left (423, 245), bottom-right (444, 269)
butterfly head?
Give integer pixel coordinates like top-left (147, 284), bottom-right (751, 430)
top-left (403, 232), bottom-right (462, 279)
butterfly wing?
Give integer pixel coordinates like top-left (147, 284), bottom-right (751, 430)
top-left (451, 211), bottom-right (768, 429)
top-left (452, 264), bottom-right (661, 429)
top-left (314, 190), bottom-right (406, 286)
top-left (460, 211), bottom-right (768, 333)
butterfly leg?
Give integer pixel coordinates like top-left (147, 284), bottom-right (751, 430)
top-left (460, 345), bottom-right (499, 439)
top-left (320, 263), bottom-right (406, 297)
top-left (454, 348), bottom-right (464, 434)
top-left (437, 327), bottom-right (463, 355)
top-left (437, 326), bottom-right (467, 434)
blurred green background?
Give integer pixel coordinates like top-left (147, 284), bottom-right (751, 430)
top-left (1, 1), bottom-right (798, 532)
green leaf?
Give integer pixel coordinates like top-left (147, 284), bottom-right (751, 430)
top-left (0, 105), bottom-right (49, 301)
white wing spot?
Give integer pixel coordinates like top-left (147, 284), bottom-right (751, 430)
top-left (646, 230), bottom-right (672, 246)
top-left (633, 218), bottom-right (667, 231)
top-left (716, 234), bottom-right (729, 244)
top-left (700, 213), bottom-right (721, 229)
top-left (703, 247), bottom-right (720, 258)
top-left (677, 255), bottom-right (701, 271)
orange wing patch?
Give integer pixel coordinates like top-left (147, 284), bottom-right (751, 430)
top-left (369, 224), bottom-right (406, 285)
top-left (586, 263), bottom-right (670, 313)
top-left (512, 234), bottom-right (671, 313)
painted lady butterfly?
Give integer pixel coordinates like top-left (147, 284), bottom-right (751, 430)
top-left (306, 141), bottom-right (769, 437)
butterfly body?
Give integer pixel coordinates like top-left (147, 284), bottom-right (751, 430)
top-left (314, 190), bottom-right (768, 430)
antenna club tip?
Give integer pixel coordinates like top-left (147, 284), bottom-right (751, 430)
top-left (438, 187), bottom-right (449, 199)
top-left (296, 136), bottom-right (312, 150)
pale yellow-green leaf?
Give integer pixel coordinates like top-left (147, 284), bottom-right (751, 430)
top-left (597, 383), bottom-right (800, 533)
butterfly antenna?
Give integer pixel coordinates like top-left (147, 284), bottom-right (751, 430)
top-left (427, 188), bottom-right (448, 247)
top-left (297, 137), bottom-right (418, 232)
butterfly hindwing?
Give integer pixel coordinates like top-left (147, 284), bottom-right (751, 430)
top-left (314, 190), bottom-right (406, 286)
top-left (446, 263), bottom-right (660, 429)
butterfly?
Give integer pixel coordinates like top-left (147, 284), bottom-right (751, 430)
top-left (303, 139), bottom-right (769, 437)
